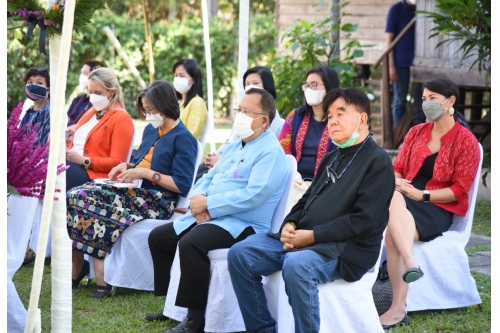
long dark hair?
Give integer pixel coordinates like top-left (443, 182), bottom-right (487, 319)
top-left (422, 78), bottom-right (468, 128)
top-left (243, 66), bottom-right (277, 100)
top-left (298, 66), bottom-right (340, 119)
top-left (172, 59), bottom-right (203, 108)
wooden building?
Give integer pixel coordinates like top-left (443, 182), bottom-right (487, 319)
top-left (275, 0), bottom-right (490, 150)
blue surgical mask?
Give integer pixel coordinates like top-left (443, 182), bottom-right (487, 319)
top-left (331, 115), bottom-right (361, 149)
top-left (25, 84), bottom-right (48, 102)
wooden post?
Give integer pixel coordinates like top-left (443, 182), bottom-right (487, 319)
top-left (142, 0), bottom-right (155, 83)
top-left (103, 26), bottom-right (147, 89)
top-left (381, 55), bottom-right (393, 149)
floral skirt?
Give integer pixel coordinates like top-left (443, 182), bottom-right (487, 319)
top-left (67, 182), bottom-right (176, 258)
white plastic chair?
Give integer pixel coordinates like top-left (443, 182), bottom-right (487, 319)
top-left (101, 141), bottom-right (203, 290)
top-left (163, 155), bottom-right (297, 332)
top-left (7, 195), bottom-right (39, 333)
top-left (199, 115), bottom-right (211, 155)
top-left (263, 231), bottom-right (386, 333)
top-left (406, 143), bottom-right (483, 311)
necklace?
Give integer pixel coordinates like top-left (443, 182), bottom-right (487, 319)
top-left (326, 133), bottom-right (373, 183)
top-left (95, 110), bottom-right (107, 120)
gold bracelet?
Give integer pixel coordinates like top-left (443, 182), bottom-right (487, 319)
top-left (286, 222), bottom-right (297, 230)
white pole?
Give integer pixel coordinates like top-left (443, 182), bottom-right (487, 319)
top-left (24, 0), bottom-right (76, 332)
top-left (201, 0), bottom-right (216, 152)
top-left (237, 0), bottom-right (250, 103)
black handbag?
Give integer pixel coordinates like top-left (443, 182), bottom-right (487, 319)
top-left (372, 260), bottom-right (393, 316)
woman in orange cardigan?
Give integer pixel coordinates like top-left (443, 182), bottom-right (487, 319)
top-left (65, 68), bottom-right (134, 190)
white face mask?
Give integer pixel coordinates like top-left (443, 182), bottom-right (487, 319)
top-left (89, 93), bottom-right (110, 111)
top-left (408, 0), bottom-right (416, 4)
top-left (173, 77), bottom-right (192, 94)
top-left (146, 113), bottom-right (164, 129)
top-left (79, 74), bottom-right (89, 89)
top-left (234, 112), bottom-right (264, 139)
top-left (305, 88), bottom-right (326, 106)
top-left (245, 84), bottom-right (263, 92)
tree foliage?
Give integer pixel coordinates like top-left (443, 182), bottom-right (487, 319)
top-left (418, 0), bottom-right (491, 80)
top-left (7, 9), bottom-right (275, 117)
top-left (268, 3), bottom-right (371, 115)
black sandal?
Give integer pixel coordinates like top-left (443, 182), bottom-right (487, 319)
top-left (72, 260), bottom-right (90, 289)
top-left (92, 284), bottom-right (115, 299)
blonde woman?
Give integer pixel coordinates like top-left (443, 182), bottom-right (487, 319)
top-left (65, 67), bottom-right (134, 190)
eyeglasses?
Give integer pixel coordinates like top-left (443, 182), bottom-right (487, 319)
top-left (326, 165), bottom-right (340, 183)
top-left (142, 106), bottom-right (156, 115)
top-left (302, 82), bottom-right (325, 91)
top-left (233, 109), bottom-right (265, 117)
top-left (30, 67), bottom-right (48, 73)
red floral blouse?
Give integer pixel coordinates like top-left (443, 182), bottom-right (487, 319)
top-left (393, 121), bottom-right (480, 216)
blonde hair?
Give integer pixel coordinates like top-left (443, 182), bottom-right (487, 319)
top-left (88, 68), bottom-right (125, 109)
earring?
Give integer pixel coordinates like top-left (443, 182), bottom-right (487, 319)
top-left (448, 106), bottom-right (455, 116)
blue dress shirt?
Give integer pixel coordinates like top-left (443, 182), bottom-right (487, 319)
top-left (173, 130), bottom-right (289, 238)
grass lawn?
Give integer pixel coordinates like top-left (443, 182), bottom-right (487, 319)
top-left (12, 201), bottom-right (491, 332)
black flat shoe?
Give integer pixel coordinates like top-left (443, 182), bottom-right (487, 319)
top-left (72, 260), bottom-right (90, 289)
top-left (162, 316), bottom-right (205, 333)
top-left (402, 267), bottom-right (424, 283)
top-left (144, 312), bottom-right (170, 322)
top-left (91, 284), bottom-right (115, 299)
top-left (381, 313), bottom-right (411, 330)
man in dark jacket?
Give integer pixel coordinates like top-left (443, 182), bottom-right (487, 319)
top-left (228, 88), bottom-right (395, 333)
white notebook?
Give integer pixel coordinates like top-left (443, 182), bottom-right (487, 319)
top-left (93, 178), bottom-right (143, 188)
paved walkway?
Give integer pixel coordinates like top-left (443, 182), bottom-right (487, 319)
top-left (466, 234), bottom-right (491, 276)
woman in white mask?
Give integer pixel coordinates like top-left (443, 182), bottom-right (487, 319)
top-left (197, 66), bottom-right (283, 181)
top-left (65, 67), bottom-right (134, 190)
top-left (66, 60), bottom-right (105, 134)
top-left (278, 66), bottom-right (340, 182)
top-left (173, 59), bottom-right (208, 140)
top-left (67, 80), bottom-right (198, 299)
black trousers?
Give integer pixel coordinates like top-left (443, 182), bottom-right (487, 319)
top-left (148, 222), bottom-right (255, 309)
top-left (66, 162), bottom-right (91, 190)
top-left (195, 163), bottom-right (210, 183)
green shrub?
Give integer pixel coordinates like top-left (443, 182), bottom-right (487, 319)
top-left (268, 3), bottom-right (370, 116)
top-left (7, 11), bottom-right (275, 118)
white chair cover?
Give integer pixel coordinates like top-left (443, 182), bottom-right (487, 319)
top-left (406, 143), bottom-right (483, 311)
top-left (29, 200), bottom-right (52, 257)
top-left (101, 141), bottom-right (203, 288)
top-left (7, 195), bottom-right (39, 333)
top-left (263, 231), bottom-right (386, 333)
top-left (164, 155), bottom-right (298, 332)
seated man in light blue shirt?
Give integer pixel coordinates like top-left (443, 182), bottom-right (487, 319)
top-left (146, 88), bottom-right (289, 333)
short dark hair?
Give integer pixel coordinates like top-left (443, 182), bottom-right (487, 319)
top-left (84, 60), bottom-right (105, 72)
top-left (298, 66), bottom-right (340, 118)
top-left (422, 78), bottom-right (460, 101)
top-left (143, 80), bottom-right (181, 120)
top-left (172, 59), bottom-right (204, 108)
top-left (23, 67), bottom-right (50, 87)
top-left (243, 66), bottom-right (277, 100)
top-left (323, 88), bottom-right (371, 120)
top-left (137, 80), bottom-right (162, 120)
top-left (245, 88), bottom-right (276, 124)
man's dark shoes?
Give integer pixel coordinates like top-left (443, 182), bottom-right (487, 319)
top-left (402, 267), bottom-right (424, 283)
top-left (162, 317), bottom-right (205, 333)
top-left (381, 313), bottom-right (411, 330)
top-left (144, 312), bottom-right (170, 322)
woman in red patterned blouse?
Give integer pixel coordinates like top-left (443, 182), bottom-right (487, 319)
top-left (379, 78), bottom-right (480, 329)
top-left (278, 67), bottom-right (339, 181)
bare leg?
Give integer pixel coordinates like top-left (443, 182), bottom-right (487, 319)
top-left (93, 257), bottom-right (106, 286)
top-left (379, 191), bottom-right (420, 326)
top-left (72, 250), bottom-right (85, 280)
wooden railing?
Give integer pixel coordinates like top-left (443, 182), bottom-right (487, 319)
top-left (374, 17), bottom-right (416, 149)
